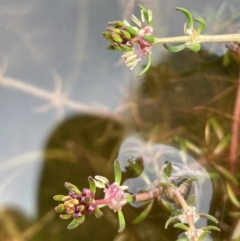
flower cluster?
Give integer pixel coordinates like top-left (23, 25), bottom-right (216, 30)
top-left (102, 5), bottom-right (155, 75)
top-left (54, 182), bottom-right (102, 229)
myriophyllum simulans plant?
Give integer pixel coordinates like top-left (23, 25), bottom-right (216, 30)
top-left (102, 5), bottom-right (240, 77)
top-left (54, 160), bottom-right (219, 241)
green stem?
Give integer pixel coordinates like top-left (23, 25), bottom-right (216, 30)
top-left (154, 34), bottom-right (240, 44)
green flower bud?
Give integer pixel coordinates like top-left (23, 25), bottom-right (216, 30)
top-left (108, 21), bottom-right (124, 27)
top-left (59, 214), bottom-right (72, 219)
top-left (120, 44), bottom-right (133, 51)
top-left (106, 45), bottom-right (116, 51)
top-left (107, 27), bottom-right (121, 34)
top-left (64, 182), bottom-right (81, 194)
top-left (111, 34), bottom-right (123, 43)
top-left (53, 195), bottom-right (66, 201)
top-left (124, 26), bottom-right (137, 37)
top-left (112, 43), bottom-right (122, 51)
top-left (70, 199), bottom-right (79, 205)
top-left (102, 31), bottom-right (112, 41)
top-left (142, 35), bottom-right (155, 43)
top-left (55, 204), bottom-right (66, 213)
top-left (121, 30), bottom-right (131, 40)
top-left (94, 208), bottom-right (103, 219)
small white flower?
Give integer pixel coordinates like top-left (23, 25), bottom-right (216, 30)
top-left (179, 206), bottom-right (200, 224)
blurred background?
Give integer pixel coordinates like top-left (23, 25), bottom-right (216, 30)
top-left (0, 0), bottom-right (240, 240)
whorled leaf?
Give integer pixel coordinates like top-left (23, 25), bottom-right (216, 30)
top-left (195, 17), bottom-right (206, 33)
top-left (198, 213), bottom-right (218, 223)
top-left (132, 200), bottom-right (154, 224)
top-left (118, 210), bottom-right (126, 233)
top-left (201, 225), bottom-right (220, 232)
top-left (165, 215), bottom-right (181, 229)
top-left (186, 43), bottom-right (201, 52)
top-left (114, 159), bottom-right (122, 184)
top-left (137, 54), bottom-right (152, 77)
top-left (173, 223), bottom-right (189, 231)
top-left (176, 7), bottom-right (194, 29)
top-left (163, 44), bottom-right (186, 53)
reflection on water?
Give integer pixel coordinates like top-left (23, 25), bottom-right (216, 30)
top-left (118, 135), bottom-right (213, 228)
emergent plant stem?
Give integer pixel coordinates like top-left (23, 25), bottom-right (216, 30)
top-left (154, 34), bottom-right (240, 44)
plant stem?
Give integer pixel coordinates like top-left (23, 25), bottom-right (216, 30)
top-left (154, 34), bottom-right (240, 44)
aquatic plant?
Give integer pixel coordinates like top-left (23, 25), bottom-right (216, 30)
top-left (102, 5), bottom-right (240, 77)
top-left (54, 158), bottom-right (219, 241)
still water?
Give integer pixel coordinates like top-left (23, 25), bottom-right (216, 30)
top-left (0, 0), bottom-right (239, 240)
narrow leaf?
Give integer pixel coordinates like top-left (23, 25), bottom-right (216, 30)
top-left (199, 231), bottom-right (209, 240)
top-left (198, 213), bottom-right (218, 223)
top-left (118, 210), bottom-right (126, 233)
top-left (132, 200), bottom-right (154, 224)
top-left (88, 176), bottom-right (96, 193)
top-left (176, 7), bottom-right (193, 29)
top-left (173, 223), bottom-right (189, 231)
top-left (213, 134), bottom-right (231, 155)
top-left (186, 43), bottom-right (201, 53)
top-left (226, 183), bottom-right (240, 208)
top-left (212, 163), bottom-right (239, 186)
top-left (163, 162), bottom-right (172, 178)
top-left (165, 215), bottom-right (181, 229)
top-left (210, 118), bottom-right (224, 140)
top-left (137, 54), bottom-right (152, 77)
top-left (195, 17), bottom-right (206, 33)
top-left (201, 225), bottom-right (220, 232)
top-left (164, 44), bottom-right (186, 53)
top-left (114, 160), bottom-right (122, 184)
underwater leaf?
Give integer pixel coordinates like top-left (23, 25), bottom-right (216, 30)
top-left (88, 176), bottom-right (96, 193)
top-left (176, 7), bottom-right (194, 29)
top-left (201, 225), bottom-right (220, 232)
top-left (114, 160), bottom-right (122, 184)
top-left (161, 198), bottom-right (174, 213)
top-left (118, 210), bottom-right (126, 233)
top-left (184, 140), bottom-right (203, 155)
top-left (165, 215), bottom-right (181, 229)
top-left (226, 183), bottom-right (240, 208)
top-left (137, 54), bottom-right (152, 77)
top-left (199, 231), bottom-right (210, 240)
top-left (162, 162), bottom-right (172, 181)
top-left (173, 223), bottom-right (189, 231)
top-left (186, 43), bottom-right (201, 53)
top-left (132, 200), bottom-right (154, 224)
top-left (212, 163), bottom-right (239, 186)
top-left (164, 44), bottom-right (186, 53)
top-left (213, 134), bottom-right (231, 155)
top-left (198, 213), bottom-right (218, 223)
top-left (209, 118), bottom-right (224, 140)
top-left (188, 195), bottom-right (195, 206)
top-left (195, 17), bottom-right (206, 33)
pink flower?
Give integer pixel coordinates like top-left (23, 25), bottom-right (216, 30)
top-left (104, 182), bottom-right (127, 212)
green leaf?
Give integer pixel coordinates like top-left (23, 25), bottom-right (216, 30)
top-left (195, 17), bottom-right (206, 33)
top-left (137, 54), bottom-right (152, 77)
top-left (186, 43), bottom-right (201, 53)
top-left (161, 198), bottom-right (174, 213)
top-left (94, 207), bottom-right (103, 219)
top-left (132, 200), bottom-right (154, 224)
top-left (188, 195), bottom-right (195, 206)
top-left (209, 118), bottom-right (224, 140)
top-left (226, 183), bottom-right (240, 208)
top-left (165, 215), bottom-right (181, 229)
top-left (201, 225), bottom-right (220, 232)
top-left (164, 44), bottom-right (186, 53)
top-left (114, 159), bottom-right (122, 184)
top-left (67, 218), bottom-right (80, 229)
top-left (173, 223), bottom-right (189, 231)
top-left (176, 7), bottom-right (194, 29)
top-left (213, 134), bottom-right (231, 155)
top-left (198, 213), bottom-right (218, 223)
top-left (199, 231), bottom-right (210, 240)
top-left (163, 162), bottom-right (172, 179)
top-left (88, 176), bottom-right (96, 193)
top-left (118, 210), bottom-right (126, 233)
top-left (212, 163), bottom-right (239, 186)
